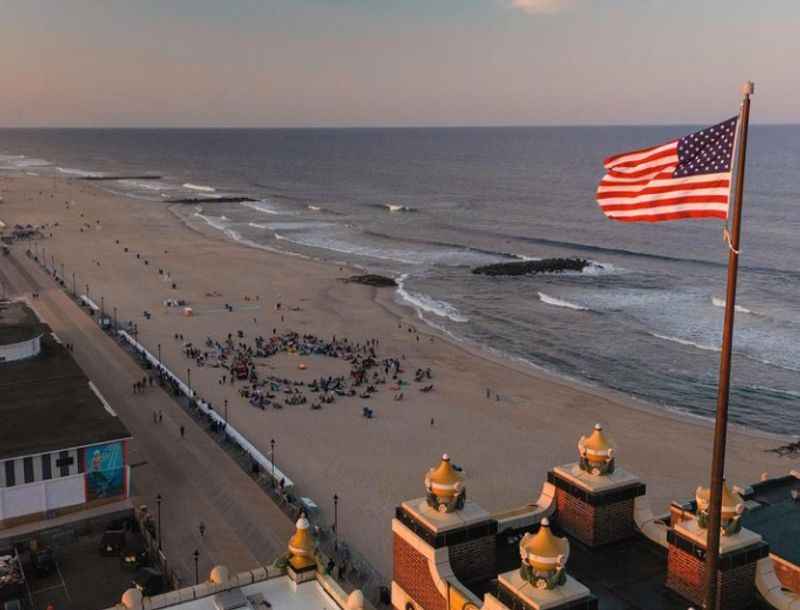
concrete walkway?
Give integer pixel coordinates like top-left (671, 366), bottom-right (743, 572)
top-left (1, 251), bottom-right (294, 585)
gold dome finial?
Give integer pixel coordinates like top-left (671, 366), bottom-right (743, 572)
top-left (695, 479), bottom-right (745, 535)
top-left (519, 518), bottom-right (570, 589)
top-left (425, 453), bottom-right (466, 513)
top-left (578, 423), bottom-right (615, 476)
top-left (288, 513), bottom-right (317, 569)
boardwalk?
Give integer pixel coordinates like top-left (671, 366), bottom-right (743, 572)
top-left (1, 251), bottom-right (294, 584)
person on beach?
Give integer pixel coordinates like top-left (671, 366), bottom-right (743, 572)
top-left (158, 410), bottom-right (163, 423)
top-left (180, 425), bottom-right (185, 438)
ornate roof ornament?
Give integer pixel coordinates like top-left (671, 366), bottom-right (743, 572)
top-left (424, 454), bottom-right (466, 513)
top-left (578, 423), bottom-right (615, 476)
top-left (288, 513), bottom-right (317, 569)
top-left (519, 518), bottom-right (570, 590)
top-left (696, 479), bottom-right (746, 536)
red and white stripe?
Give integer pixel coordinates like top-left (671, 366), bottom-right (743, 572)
top-left (596, 141), bottom-right (731, 223)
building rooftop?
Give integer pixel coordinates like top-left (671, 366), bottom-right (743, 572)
top-left (483, 520), bottom-right (773, 610)
top-left (0, 300), bottom-right (42, 344)
top-left (0, 304), bottom-right (130, 460)
top-left (742, 474), bottom-right (800, 567)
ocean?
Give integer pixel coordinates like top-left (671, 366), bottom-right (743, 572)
top-left (1, 126), bottom-right (798, 436)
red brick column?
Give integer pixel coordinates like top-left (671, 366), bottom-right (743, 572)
top-left (393, 534), bottom-right (447, 610)
top-left (665, 530), bottom-right (767, 610)
top-left (550, 472), bottom-right (643, 547)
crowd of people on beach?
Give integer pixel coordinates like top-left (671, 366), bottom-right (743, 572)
top-left (172, 328), bottom-right (434, 414)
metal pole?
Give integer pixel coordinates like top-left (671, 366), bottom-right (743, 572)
top-left (224, 399), bottom-right (228, 430)
top-left (271, 439), bottom-right (276, 488)
top-left (704, 82), bottom-right (753, 610)
top-left (187, 368), bottom-right (192, 392)
top-left (158, 343), bottom-right (162, 364)
top-left (101, 296), bottom-right (105, 317)
top-left (156, 494), bottom-right (163, 551)
top-left (114, 307), bottom-right (118, 331)
top-left (86, 283), bottom-right (89, 298)
top-left (333, 494), bottom-right (339, 553)
top-left (72, 272), bottom-right (76, 296)
top-left (193, 550), bottom-right (199, 585)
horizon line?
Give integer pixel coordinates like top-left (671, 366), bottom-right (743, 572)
top-left (1, 122), bottom-right (799, 130)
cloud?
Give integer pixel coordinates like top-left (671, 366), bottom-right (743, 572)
top-left (509, 0), bottom-right (574, 15)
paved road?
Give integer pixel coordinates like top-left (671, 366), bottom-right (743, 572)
top-left (1, 250), bottom-right (293, 585)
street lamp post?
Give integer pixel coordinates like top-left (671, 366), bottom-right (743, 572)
top-left (101, 296), bottom-right (105, 317)
top-left (113, 307), bottom-right (118, 331)
top-left (85, 283), bottom-right (89, 299)
top-left (333, 494), bottom-right (339, 553)
top-left (193, 550), bottom-right (199, 585)
top-left (270, 439), bottom-right (276, 488)
top-left (156, 494), bottom-right (163, 551)
top-left (72, 272), bottom-right (76, 296)
top-left (158, 343), bottom-right (162, 364)
top-left (224, 400), bottom-right (228, 431)
top-left (187, 368), bottom-right (192, 392)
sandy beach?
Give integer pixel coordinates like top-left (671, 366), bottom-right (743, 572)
top-left (1, 173), bottom-right (797, 581)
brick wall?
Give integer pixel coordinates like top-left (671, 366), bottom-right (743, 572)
top-left (393, 533), bottom-right (447, 610)
top-left (555, 489), bottom-right (635, 546)
top-left (448, 534), bottom-right (496, 584)
top-left (773, 555), bottom-right (800, 594)
top-left (665, 543), bottom-right (757, 610)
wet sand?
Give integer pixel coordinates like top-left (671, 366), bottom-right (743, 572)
top-left (1, 173), bottom-right (796, 580)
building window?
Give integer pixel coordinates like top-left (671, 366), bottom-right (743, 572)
top-left (4, 460), bottom-right (14, 487)
top-left (42, 454), bottom-right (52, 480)
top-left (23, 457), bottom-right (34, 483)
top-left (56, 451), bottom-right (73, 477)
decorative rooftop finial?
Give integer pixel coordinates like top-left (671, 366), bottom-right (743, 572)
top-left (519, 518), bottom-right (570, 590)
top-left (695, 479), bottom-right (745, 536)
top-left (578, 423), bottom-right (615, 476)
top-left (424, 453), bottom-right (465, 513)
top-left (287, 512), bottom-right (317, 569)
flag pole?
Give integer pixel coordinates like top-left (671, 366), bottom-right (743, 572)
top-left (703, 80), bottom-right (754, 610)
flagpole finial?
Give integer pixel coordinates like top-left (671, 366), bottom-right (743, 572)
top-left (741, 81), bottom-right (754, 97)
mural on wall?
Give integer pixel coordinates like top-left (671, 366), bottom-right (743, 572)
top-left (85, 442), bottom-right (124, 500)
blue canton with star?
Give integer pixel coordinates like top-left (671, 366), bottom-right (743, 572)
top-left (674, 116), bottom-right (738, 178)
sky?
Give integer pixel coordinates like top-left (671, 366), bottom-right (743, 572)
top-left (1, 0), bottom-right (799, 127)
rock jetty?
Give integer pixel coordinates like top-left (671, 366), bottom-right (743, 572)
top-left (472, 257), bottom-right (589, 276)
top-left (341, 274), bottom-right (398, 288)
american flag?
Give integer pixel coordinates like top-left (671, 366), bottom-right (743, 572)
top-left (596, 117), bottom-right (738, 222)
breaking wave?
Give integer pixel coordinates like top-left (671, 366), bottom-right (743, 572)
top-left (240, 200), bottom-right (284, 215)
top-left (538, 292), bottom-right (588, 311)
top-left (183, 183), bottom-right (216, 192)
top-left (712, 297), bottom-right (753, 315)
top-left (395, 275), bottom-right (469, 322)
top-left (649, 332), bottom-right (720, 352)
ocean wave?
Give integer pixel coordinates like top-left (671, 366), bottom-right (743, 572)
top-left (746, 385), bottom-right (800, 400)
top-left (395, 275), bottom-right (469, 322)
top-left (712, 296), bottom-right (753, 314)
top-left (385, 203), bottom-right (416, 213)
top-left (183, 182), bottom-right (216, 192)
top-left (538, 292), bottom-right (588, 311)
top-left (248, 222), bottom-right (269, 229)
top-left (192, 211), bottom-right (228, 232)
top-left (274, 232), bottom-right (419, 264)
top-left (57, 166), bottom-right (99, 176)
top-left (308, 205), bottom-right (322, 211)
top-left (117, 179), bottom-right (170, 192)
top-left (649, 332), bottom-right (720, 352)
top-left (240, 200), bottom-right (284, 215)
